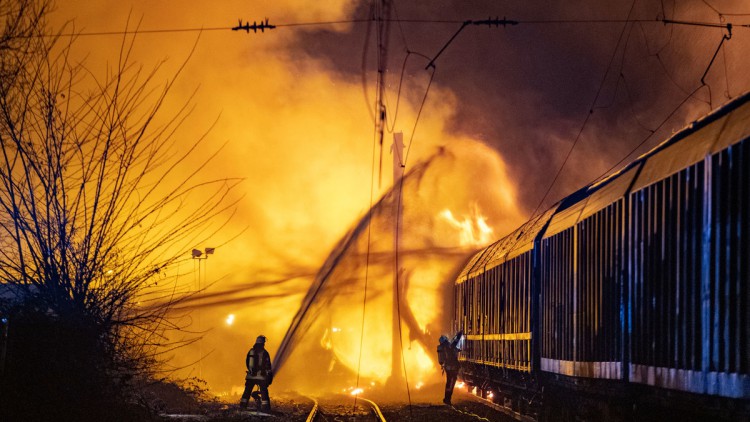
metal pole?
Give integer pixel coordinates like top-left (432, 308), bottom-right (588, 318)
top-left (191, 247), bottom-right (214, 380)
top-left (391, 132), bottom-right (404, 386)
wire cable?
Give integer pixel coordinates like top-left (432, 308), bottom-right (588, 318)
top-left (527, 0), bottom-right (637, 221)
top-left (593, 22), bottom-right (635, 111)
top-left (634, 22), bottom-right (696, 99)
top-left (593, 84), bottom-right (706, 183)
top-left (392, 62), bottom-right (435, 411)
top-left (401, 66), bottom-right (436, 167)
top-left (353, 65), bottom-right (377, 420)
top-left (391, 0), bottom-right (410, 51)
top-left (384, 51), bottom-right (413, 133)
top-left (361, 6), bottom-right (377, 125)
top-left (353, 1), bottom-right (378, 411)
top-left (702, 0), bottom-right (722, 15)
top-left (23, 16), bottom-right (750, 39)
top-left (621, 73), bottom-right (656, 133)
top-left (702, 0), bottom-right (736, 100)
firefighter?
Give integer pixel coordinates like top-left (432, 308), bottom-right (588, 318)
top-left (239, 335), bottom-right (274, 412)
top-left (437, 330), bottom-right (463, 405)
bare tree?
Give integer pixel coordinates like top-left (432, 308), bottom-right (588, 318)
top-left (0, 0), bottom-right (236, 413)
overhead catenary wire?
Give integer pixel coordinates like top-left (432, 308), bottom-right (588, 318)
top-left (356, 2), bottom-right (417, 416)
top-left (621, 73), bottom-right (657, 133)
top-left (366, 5), bottom-right (437, 417)
top-left (393, 56), bottom-right (435, 410)
top-left (593, 21), bottom-right (636, 111)
top-left (524, 2), bottom-right (744, 221)
top-left (23, 15), bottom-right (750, 39)
top-left (87, 10), bottom-right (739, 225)
top-left (391, 0), bottom-right (410, 51)
top-left (702, 0), bottom-right (740, 101)
top-left (377, 1), bottom-right (414, 414)
top-left (26, 19), bottom-right (368, 37)
top-left (354, 2), bottom-right (378, 412)
top-left (527, 0), bottom-right (638, 222)
top-left (592, 84), bottom-right (707, 184)
top-left (384, 50), bottom-right (431, 133)
top-left (634, 21), bottom-right (700, 100)
top-left (383, 1), bottom-right (745, 279)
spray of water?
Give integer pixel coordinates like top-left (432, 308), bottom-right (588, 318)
top-left (272, 147), bottom-right (516, 397)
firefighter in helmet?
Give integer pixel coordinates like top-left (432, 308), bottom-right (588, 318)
top-left (437, 330), bottom-right (463, 405)
top-left (240, 335), bottom-right (273, 412)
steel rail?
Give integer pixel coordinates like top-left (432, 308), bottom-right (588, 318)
top-left (356, 397), bottom-right (387, 422)
top-left (305, 395), bottom-right (385, 421)
top-left (305, 397), bottom-right (319, 422)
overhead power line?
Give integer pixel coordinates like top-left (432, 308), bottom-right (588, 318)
top-left (24, 19), bottom-right (367, 38)
top-left (25, 16), bottom-right (750, 38)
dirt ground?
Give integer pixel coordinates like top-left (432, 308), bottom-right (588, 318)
top-left (158, 383), bottom-right (516, 421)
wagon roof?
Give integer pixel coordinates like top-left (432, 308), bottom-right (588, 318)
top-left (456, 90), bottom-right (750, 283)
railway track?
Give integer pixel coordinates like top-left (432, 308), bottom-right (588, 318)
top-left (305, 395), bottom-right (386, 422)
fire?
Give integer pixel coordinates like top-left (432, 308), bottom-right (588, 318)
top-left (350, 388), bottom-right (364, 396)
top-left (44, 0), bottom-right (530, 400)
top-left (439, 205), bottom-right (494, 247)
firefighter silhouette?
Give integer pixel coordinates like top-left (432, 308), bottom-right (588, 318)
top-left (240, 335), bottom-right (273, 412)
top-left (437, 330), bottom-right (463, 405)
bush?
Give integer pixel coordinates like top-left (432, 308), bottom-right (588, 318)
top-left (0, 302), bottom-right (152, 421)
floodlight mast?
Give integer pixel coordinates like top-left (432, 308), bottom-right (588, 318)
top-left (191, 247), bottom-right (215, 379)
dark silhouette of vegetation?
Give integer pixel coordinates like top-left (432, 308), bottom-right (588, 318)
top-left (0, 1), bottom-right (236, 419)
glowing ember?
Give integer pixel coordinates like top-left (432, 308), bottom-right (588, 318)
top-left (415, 381), bottom-right (424, 390)
top-left (225, 314), bottom-right (235, 326)
top-left (457, 381), bottom-right (465, 389)
top-left (487, 391), bottom-right (494, 399)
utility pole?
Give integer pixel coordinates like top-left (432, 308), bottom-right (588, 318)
top-left (375, 0), bottom-right (392, 187)
top-left (373, 0), bottom-right (404, 388)
top-left (390, 132), bottom-right (405, 388)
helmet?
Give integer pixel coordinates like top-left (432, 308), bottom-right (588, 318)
top-left (255, 335), bottom-right (267, 344)
top-left (439, 335), bottom-right (449, 344)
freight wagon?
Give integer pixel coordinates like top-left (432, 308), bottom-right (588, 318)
top-left (453, 92), bottom-right (750, 421)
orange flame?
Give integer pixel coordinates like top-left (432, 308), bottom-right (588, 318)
top-left (439, 204), bottom-right (494, 247)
